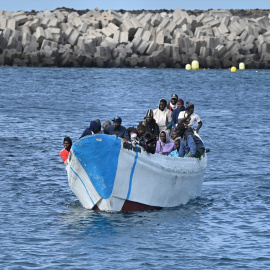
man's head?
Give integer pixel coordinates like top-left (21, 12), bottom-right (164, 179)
top-left (145, 109), bottom-right (153, 122)
top-left (159, 99), bottom-right (167, 111)
top-left (174, 139), bottom-right (181, 150)
top-left (171, 130), bottom-right (178, 140)
top-left (63, 137), bottom-right (72, 151)
top-left (102, 120), bottom-right (111, 131)
top-left (176, 123), bottom-right (187, 138)
top-left (137, 124), bottom-right (146, 137)
top-left (186, 102), bottom-right (194, 114)
top-left (171, 94), bottom-right (178, 105)
top-left (177, 99), bottom-right (184, 109)
top-left (112, 116), bottom-right (122, 129)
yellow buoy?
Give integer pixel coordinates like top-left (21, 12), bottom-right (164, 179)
top-left (185, 64), bottom-right (191, 70)
top-left (239, 62), bottom-right (245, 70)
top-left (231, 66), bottom-right (237, 72)
top-left (191, 60), bottom-right (199, 70)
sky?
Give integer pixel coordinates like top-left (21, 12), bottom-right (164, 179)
top-left (1, 0), bottom-right (270, 12)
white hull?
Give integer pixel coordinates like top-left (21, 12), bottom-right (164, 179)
top-left (67, 134), bottom-right (207, 211)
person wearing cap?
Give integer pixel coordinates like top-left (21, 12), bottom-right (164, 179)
top-left (171, 99), bottom-right (185, 129)
top-left (178, 102), bottom-right (202, 133)
top-left (79, 120), bottom-right (101, 139)
top-left (167, 94), bottom-right (178, 112)
top-left (139, 109), bottom-right (160, 140)
top-left (104, 116), bottom-right (130, 141)
top-left (60, 137), bottom-right (72, 164)
top-left (153, 99), bottom-right (172, 134)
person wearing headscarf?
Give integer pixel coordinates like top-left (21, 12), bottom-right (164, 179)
top-left (60, 137), bottom-right (72, 164)
top-left (139, 109), bottom-right (160, 140)
top-left (178, 102), bottom-right (202, 133)
top-left (167, 94), bottom-right (178, 111)
top-left (172, 99), bottom-right (185, 129)
top-left (153, 99), bottom-right (172, 134)
top-left (79, 120), bottom-right (101, 139)
top-left (155, 130), bottom-right (175, 155)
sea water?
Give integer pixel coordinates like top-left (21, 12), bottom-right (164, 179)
top-left (0, 67), bottom-right (269, 269)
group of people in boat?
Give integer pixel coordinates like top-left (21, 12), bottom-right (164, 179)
top-left (60, 94), bottom-right (206, 164)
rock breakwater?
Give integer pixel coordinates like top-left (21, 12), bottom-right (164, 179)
top-left (0, 8), bottom-right (270, 68)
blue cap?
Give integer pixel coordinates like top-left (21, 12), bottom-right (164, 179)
top-left (112, 116), bottom-right (122, 123)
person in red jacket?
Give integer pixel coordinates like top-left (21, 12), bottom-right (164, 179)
top-left (60, 137), bottom-right (72, 164)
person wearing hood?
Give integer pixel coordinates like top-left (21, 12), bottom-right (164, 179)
top-left (139, 109), bottom-right (160, 140)
top-left (155, 130), bottom-right (175, 155)
top-left (104, 116), bottom-right (130, 141)
top-left (178, 102), bottom-right (202, 133)
top-left (60, 137), bottom-right (72, 164)
top-left (172, 99), bottom-right (185, 129)
top-left (153, 99), bottom-right (172, 134)
top-left (80, 120), bottom-right (101, 139)
top-left (167, 94), bottom-right (178, 112)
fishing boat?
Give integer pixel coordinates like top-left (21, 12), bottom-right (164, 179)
top-left (66, 134), bottom-right (207, 211)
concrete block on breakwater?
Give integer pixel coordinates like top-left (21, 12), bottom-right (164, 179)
top-left (1, 8), bottom-right (270, 68)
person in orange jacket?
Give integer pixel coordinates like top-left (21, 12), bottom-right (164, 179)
top-left (60, 137), bottom-right (72, 164)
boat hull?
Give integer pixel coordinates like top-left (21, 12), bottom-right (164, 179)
top-left (67, 134), bottom-right (207, 211)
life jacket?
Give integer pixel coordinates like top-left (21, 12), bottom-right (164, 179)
top-left (60, 149), bottom-right (70, 163)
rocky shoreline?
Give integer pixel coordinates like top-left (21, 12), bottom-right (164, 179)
top-left (0, 8), bottom-right (270, 68)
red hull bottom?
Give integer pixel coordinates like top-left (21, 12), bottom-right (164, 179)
top-left (93, 200), bottom-right (162, 212)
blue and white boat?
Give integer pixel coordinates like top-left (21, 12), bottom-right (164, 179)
top-left (66, 134), bottom-right (207, 211)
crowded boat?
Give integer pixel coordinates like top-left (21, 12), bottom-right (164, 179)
top-left (60, 94), bottom-right (206, 164)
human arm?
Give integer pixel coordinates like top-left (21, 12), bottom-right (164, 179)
top-left (195, 121), bottom-right (202, 133)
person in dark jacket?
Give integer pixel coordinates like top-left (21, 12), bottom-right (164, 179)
top-left (139, 109), bottom-right (160, 140)
top-left (104, 116), bottom-right (130, 141)
top-left (172, 99), bottom-right (185, 129)
top-left (177, 123), bottom-right (205, 159)
top-left (80, 121), bottom-right (101, 139)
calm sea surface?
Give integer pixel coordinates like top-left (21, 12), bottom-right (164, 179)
top-left (0, 67), bottom-right (269, 269)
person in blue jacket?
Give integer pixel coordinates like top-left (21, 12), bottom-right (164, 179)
top-left (177, 123), bottom-right (205, 159)
top-left (172, 99), bottom-right (185, 129)
top-left (104, 116), bottom-right (130, 141)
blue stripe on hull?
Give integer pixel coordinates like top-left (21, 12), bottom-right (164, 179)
top-left (69, 165), bottom-right (95, 206)
top-left (126, 151), bottom-right (139, 200)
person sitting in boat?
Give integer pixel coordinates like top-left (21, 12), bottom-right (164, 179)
top-left (167, 93), bottom-right (178, 112)
top-left (177, 123), bottom-right (205, 159)
top-left (60, 137), bottom-right (72, 164)
top-left (153, 99), bottom-right (172, 134)
top-left (155, 130), bottom-right (175, 156)
top-left (127, 124), bottom-right (146, 141)
top-left (79, 120), bottom-right (101, 139)
top-left (178, 102), bottom-right (202, 133)
top-left (102, 120), bottom-right (111, 132)
top-left (104, 116), bottom-right (130, 141)
top-left (139, 109), bottom-right (159, 140)
top-left (168, 139), bottom-right (181, 157)
top-left (172, 99), bottom-right (185, 130)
